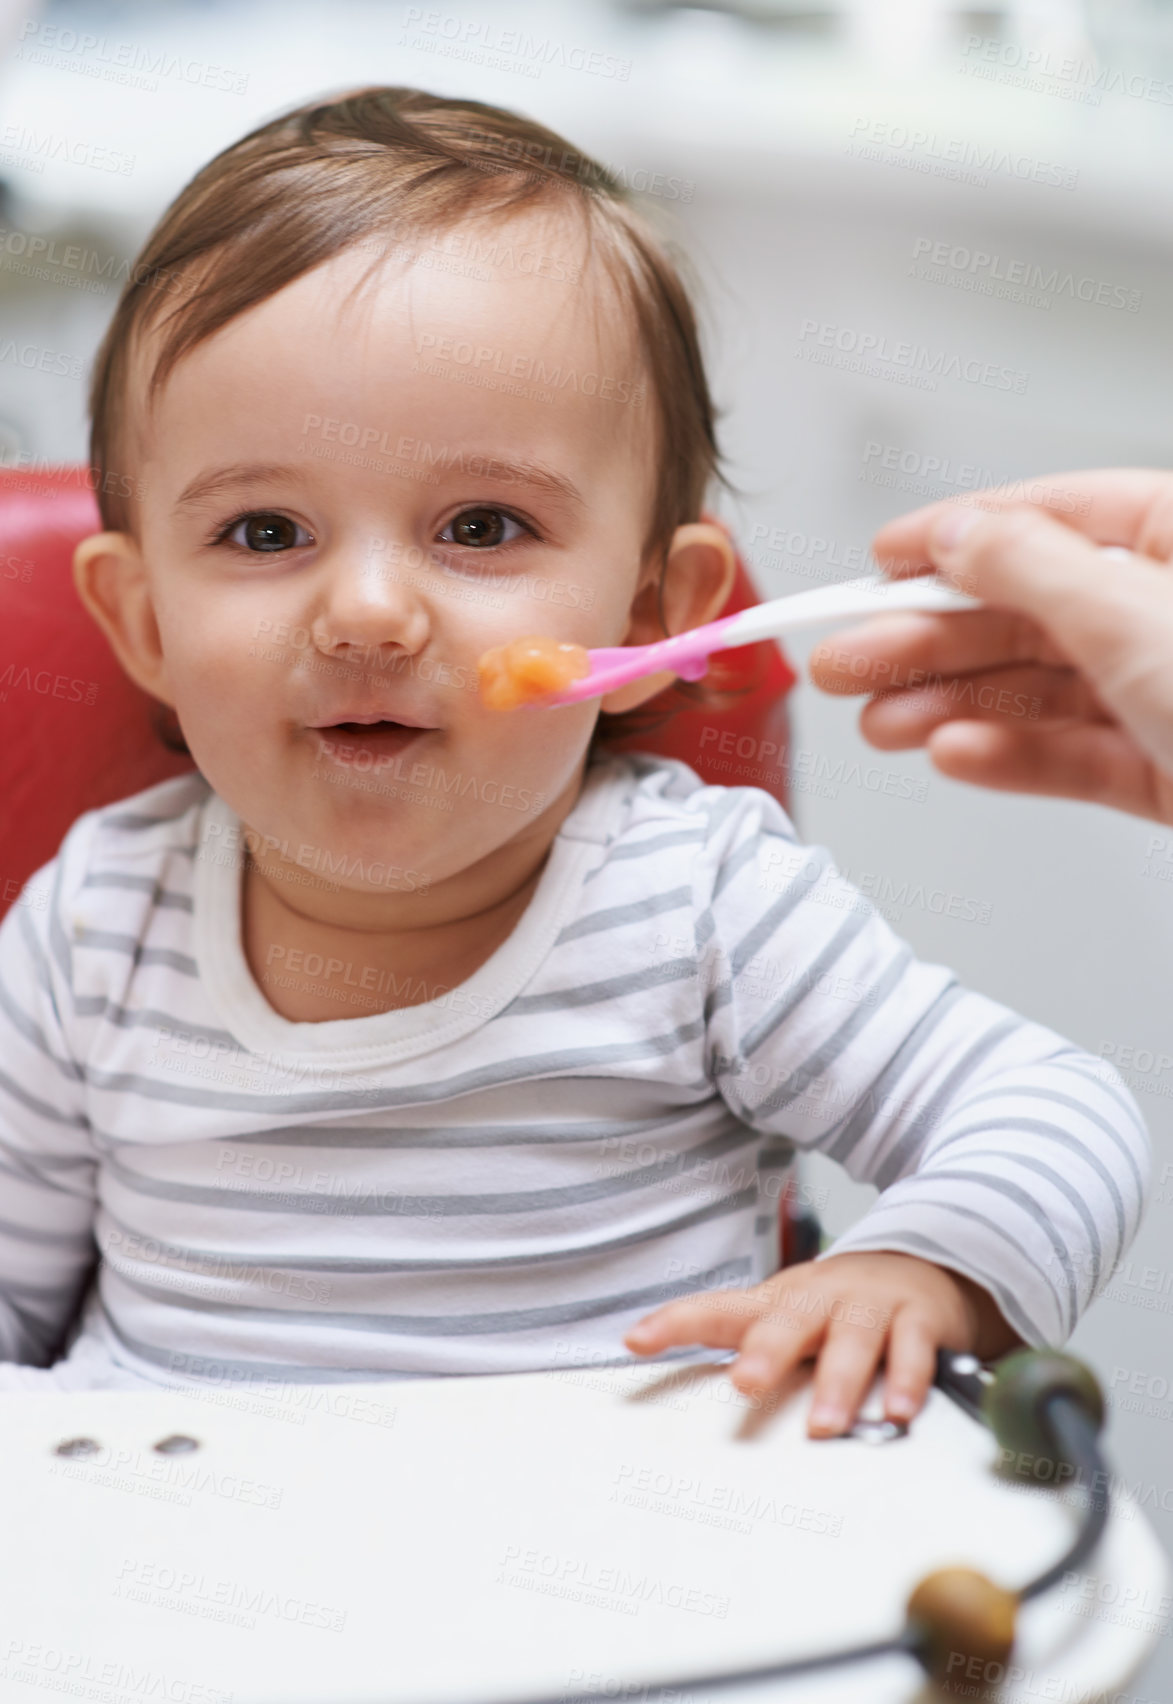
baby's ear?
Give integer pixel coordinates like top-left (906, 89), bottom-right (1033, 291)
top-left (661, 521), bottom-right (738, 636)
top-left (599, 521), bottom-right (738, 715)
top-left (72, 531), bottom-right (176, 708)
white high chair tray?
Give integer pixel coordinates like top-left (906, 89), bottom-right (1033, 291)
top-left (0, 1360), bottom-right (1164, 1704)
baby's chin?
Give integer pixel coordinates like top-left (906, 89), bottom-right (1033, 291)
top-left (251, 776), bottom-right (547, 895)
top-left (199, 716), bottom-right (582, 894)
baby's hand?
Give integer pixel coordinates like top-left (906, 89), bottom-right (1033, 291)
top-left (623, 1251), bottom-right (1018, 1437)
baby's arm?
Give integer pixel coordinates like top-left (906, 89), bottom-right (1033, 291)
top-left (0, 855), bottom-right (100, 1364)
top-left (626, 791), bottom-right (1149, 1430)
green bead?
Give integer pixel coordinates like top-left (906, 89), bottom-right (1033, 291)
top-left (983, 1349), bottom-right (1104, 1469)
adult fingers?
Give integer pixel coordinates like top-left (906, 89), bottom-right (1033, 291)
top-left (922, 511), bottom-right (1173, 773)
top-left (809, 608), bottom-right (1067, 700)
top-left (924, 721), bottom-right (1172, 821)
top-left (857, 663), bottom-right (1107, 750)
top-left (872, 467), bottom-right (1173, 577)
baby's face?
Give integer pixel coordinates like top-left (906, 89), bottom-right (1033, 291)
top-left (131, 210), bottom-right (656, 895)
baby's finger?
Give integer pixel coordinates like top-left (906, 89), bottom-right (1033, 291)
top-left (624, 1286), bottom-right (774, 1355)
top-left (883, 1309), bottom-right (939, 1423)
top-left (725, 1305), bottom-right (825, 1396)
top-left (806, 1324), bottom-right (886, 1438)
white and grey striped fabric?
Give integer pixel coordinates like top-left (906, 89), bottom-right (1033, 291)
top-left (0, 752), bottom-right (1148, 1392)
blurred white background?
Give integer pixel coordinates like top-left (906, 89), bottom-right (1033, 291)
top-left (2, 0), bottom-right (1172, 1693)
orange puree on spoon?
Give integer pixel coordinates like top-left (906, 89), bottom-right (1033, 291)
top-left (478, 635), bottom-right (591, 710)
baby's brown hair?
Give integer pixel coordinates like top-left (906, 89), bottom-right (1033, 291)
top-left (86, 85), bottom-right (745, 749)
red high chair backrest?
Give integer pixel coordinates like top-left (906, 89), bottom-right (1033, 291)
top-left (0, 466), bottom-right (194, 915)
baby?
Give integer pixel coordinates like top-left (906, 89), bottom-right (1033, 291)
top-left (0, 87), bottom-right (1148, 1437)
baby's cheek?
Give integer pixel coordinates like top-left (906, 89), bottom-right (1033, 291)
top-left (469, 677), bottom-right (597, 798)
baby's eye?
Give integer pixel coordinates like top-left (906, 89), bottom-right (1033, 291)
top-left (437, 507), bottom-right (529, 550)
top-left (223, 512), bottom-right (314, 553)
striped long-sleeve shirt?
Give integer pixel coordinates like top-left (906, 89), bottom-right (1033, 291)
top-left (0, 751), bottom-right (1149, 1390)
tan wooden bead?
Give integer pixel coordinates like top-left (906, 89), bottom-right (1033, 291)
top-left (906, 1566), bottom-right (1019, 1688)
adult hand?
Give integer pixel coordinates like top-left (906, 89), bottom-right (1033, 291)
top-left (808, 469), bottom-right (1173, 824)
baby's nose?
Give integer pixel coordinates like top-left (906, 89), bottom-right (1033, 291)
top-left (310, 552), bottom-right (430, 658)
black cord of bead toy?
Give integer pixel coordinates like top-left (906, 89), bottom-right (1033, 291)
top-left (1017, 1390), bottom-right (1109, 1601)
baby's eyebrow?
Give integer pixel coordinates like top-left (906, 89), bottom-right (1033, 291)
top-left (457, 456), bottom-right (585, 515)
top-left (174, 463), bottom-right (300, 511)
top-left (172, 456), bottom-right (586, 516)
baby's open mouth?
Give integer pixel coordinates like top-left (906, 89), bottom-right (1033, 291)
top-left (330, 719), bottom-right (415, 737)
top-left (313, 717), bottom-right (437, 765)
